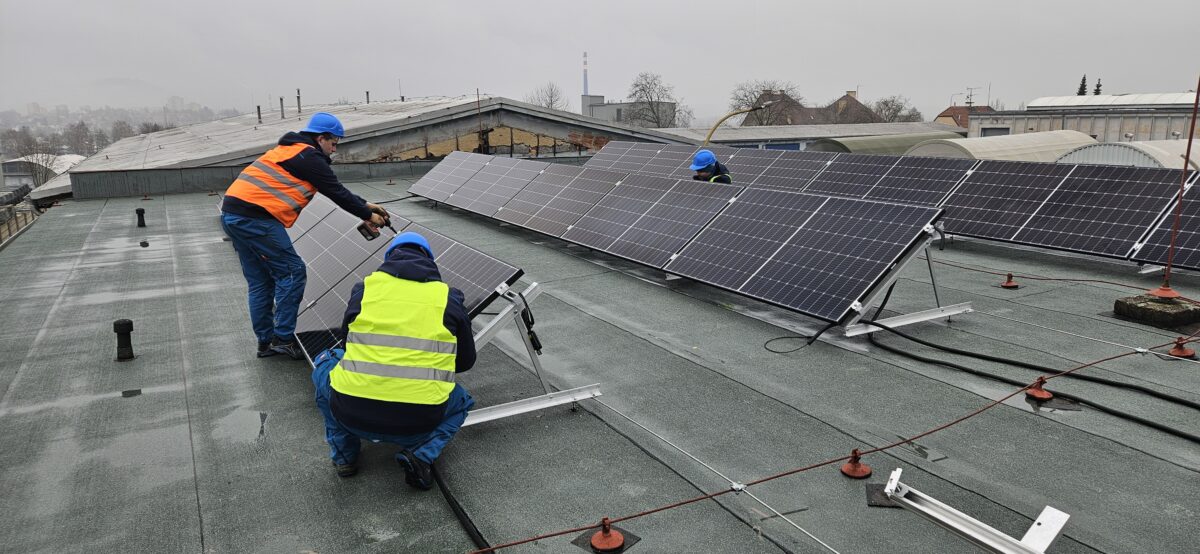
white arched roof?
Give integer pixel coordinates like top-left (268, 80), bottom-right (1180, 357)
top-left (1057, 141), bottom-right (1200, 170)
top-left (905, 130), bottom-right (1098, 162)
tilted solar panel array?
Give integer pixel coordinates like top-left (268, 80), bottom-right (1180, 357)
top-left (1131, 171), bottom-right (1200, 270)
top-left (410, 151), bottom-right (943, 324)
top-left (585, 141), bottom-right (1199, 265)
top-left (286, 194), bottom-right (524, 361)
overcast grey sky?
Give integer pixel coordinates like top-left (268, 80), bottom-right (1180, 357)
top-left (2, 0), bottom-right (1197, 125)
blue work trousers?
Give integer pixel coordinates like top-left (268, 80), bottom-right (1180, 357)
top-left (311, 349), bottom-right (475, 466)
top-left (220, 213), bottom-right (307, 344)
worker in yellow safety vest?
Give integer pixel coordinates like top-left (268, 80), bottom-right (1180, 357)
top-left (221, 112), bottom-right (389, 359)
top-left (310, 232), bottom-right (476, 487)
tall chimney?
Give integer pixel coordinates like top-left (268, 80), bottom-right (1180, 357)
top-left (583, 51), bottom-right (589, 96)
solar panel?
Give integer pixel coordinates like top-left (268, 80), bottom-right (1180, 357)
top-left (293, 208), bottom-right (410, 316)
top-left (402, 223), bottom-right (524, 317)
top-left (862, 156), bottom-right (976, 206)
top-left (940, 160), bottom-right (1075, 240)
top-left (640, 145), bottom-right (699, 176)
top-left (584, 141), bottom-right (636, 170)
top-left (295, 246), bottom-right (384, 359)
top-left (803, 153), bottom-right (901, 199)
top-left (560, 173), bottom-right (677, 250)
top-left (724, 149), bottom-right (784, 183)
top-left (495, 164), bottom-right (585, 227)
top-left (1013, 165), bottom-right (1186, 258)
top-left (287, 194), bottom-right (338, 241)
top-left (524, 167), bottom-right (625, 237)
top-left (664, 189), bottom-right (831, 291)
top-left (1132, 172), bottom-right (1200, 269)
top-left (750, 150), bottom-right (838, 192)
top-left (446, 157), bottom-right (549, 217)
top-left (606, 179), bottom-right (741, 268)
top-left (408, 151), bottom-right (493, 202)
top-left (737, 197), bottom-right (941, 322)
top-left (667, 145), bottom-right (739, 180)
top-left (608, 143), bottom-right (662, 173)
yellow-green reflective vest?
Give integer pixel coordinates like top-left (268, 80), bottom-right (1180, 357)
top-left (330, 273), bottom-right (458, 405)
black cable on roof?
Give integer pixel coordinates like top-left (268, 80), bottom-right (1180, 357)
top-left (432, 463), bottom-right (491, 550)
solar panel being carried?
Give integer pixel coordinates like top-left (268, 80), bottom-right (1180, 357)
top-left (407, 151), bottom-right (492, 201)
top-left (665, 189), bottom-right (941, 323)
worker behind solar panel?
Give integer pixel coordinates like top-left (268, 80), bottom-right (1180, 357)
top-left (689, 149), bottom-right (733, 184)
top-left (310, 232), bottom-right (476, 488)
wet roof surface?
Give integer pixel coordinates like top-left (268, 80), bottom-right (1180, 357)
top-left (1, 178), bottom-right (1198, 553)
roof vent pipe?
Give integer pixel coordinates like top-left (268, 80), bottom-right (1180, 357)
top-left (135, 208), bottom-right (146, 228)
top-left (114, 319), bottom-right (135, 361)
top-left (296, 89), bottom-right (302, 114)
top-left (280, 97), bottom-right (285, 120)
top-left (366, 91), bottom-right (370, 104)
top-left (257, 105), bottom-right (262, 124)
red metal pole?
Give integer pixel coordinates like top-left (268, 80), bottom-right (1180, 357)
top-left (1150, 74), bottom-right (1200, 298)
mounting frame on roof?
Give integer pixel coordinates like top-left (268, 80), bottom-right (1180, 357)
top-left (842, 225), bottom-right (973, 337)
top-left (463, 281), bottom-right (602, 427)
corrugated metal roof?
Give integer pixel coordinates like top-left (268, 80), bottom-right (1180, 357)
top-left (807, 131), bottom-right (966, 155)
top-left (1057, 140), bottom-right (1200, 170)
top-left (654, 122), bottom-right (965, 143)
top-left (1027, 93), bottom-right (1197, 109)
top-left (905, 130), bottom-right (1098, 162)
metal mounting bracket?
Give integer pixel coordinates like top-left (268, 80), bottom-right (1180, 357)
top-left (884, 468), bottom-right (1070, 554)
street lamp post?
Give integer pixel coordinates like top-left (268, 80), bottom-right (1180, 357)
top-left (703, 101), bottom-right (775, 146)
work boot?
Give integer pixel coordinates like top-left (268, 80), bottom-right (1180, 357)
top-left (256, 341), bottom-right (277, 358)
top-left (396, 450), bottom-right (432, 490)
top-left (333, 459), bottom-right (358, 478)
top-left (270, 337), bottom-right (305, 360)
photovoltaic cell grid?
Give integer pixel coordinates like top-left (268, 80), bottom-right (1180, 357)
top-left (1133, 172), bottom-right (1200, 269)
top-left (724, 148), bottom-right (784, 183)
top-left (607, 179), bottom-right (741, 268)
top-left (1013, 165), bottom-right (1187, 258)
top-left (939, 160), bottom-right (1076, 240)
top-left (640, 145), bottom-right (699, 176)
top-left (523, 168), bottom-right (625, 237)
top-left (738, 197), bottom-right (942, 322)
top-left (561, 173), bottom-right (677, 251)
top-left (750, 150), bottom-right (839, 192)
top-left (402, 223), bottom-right (525, 316)
top-left (407, 151), bottom-right (493, 201)
top-left (583, 141), bottom-right (636, 170)
top-left (286, 194), bottom-right (338, 241)
top-left (803, 153), bottom-right (901, 199)
top-left (607, 142), bottom-right (664, 173)
top-left (495, 164), bottom-right (585, 226)
top-left (861, 156), bottom-right (976, 206)
top-left (293, 207), bottom-right (406, 314)
top-left (446, 157), bottom-right (549, 217)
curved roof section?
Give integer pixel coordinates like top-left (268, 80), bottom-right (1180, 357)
top-left (5, 154), bottom-right (85, 174)
top-left (1057, 141), bottom-right (1200, 170)
top-left (1027, 93), bottom-right (1196, 110)
top-left (905, 130), bottom-right (1097, 162)
top-left (807, 131), bottom-right (965, 155)
top-left (655, 122), bottom-right (963, 143)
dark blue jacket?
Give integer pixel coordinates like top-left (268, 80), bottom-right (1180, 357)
top-left (692, 160), bottom-right (732, 184)
top-left (221, 132), bottom-right (372, 222)
top-left (330, 246), bottom-right (477, 435)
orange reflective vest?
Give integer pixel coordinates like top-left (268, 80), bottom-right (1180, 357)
top-left (224, 143), bottom-right (318, 227)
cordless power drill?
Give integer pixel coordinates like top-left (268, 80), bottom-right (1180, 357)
top-left (357, 206), bottom-right (397, 241)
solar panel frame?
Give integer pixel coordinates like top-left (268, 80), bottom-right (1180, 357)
top-left (639, 145), bottom-right (699, 176)
top-left (584, 141), bottom-right (636, 170)
top-left (1012, 164), bottom-right (1188, 258)
top-left (608, 143), bottom-right (662, 173)
top-left (560, 173), bottom-right (677, 251)
top-left (407, 151), bottom-right (493, 202)
top-left (448, 157), bottom-right (549, 217)
top-left (750, 150), bottom-right (839, 192)
top-left (862, 156), bottom-right (978, 206)
top-left (402, 222), bottom-right (525, 317)
top-left (1131, 171), bottom-right (1200, 269)
top-left (605, 179), bottom-right (742, 268)
top-left (802, 153), bottom-right (901, 199)
top-left (523, 167), bottom-right (626, 237)
top-left (939, 160), bottom-right (1076, 241)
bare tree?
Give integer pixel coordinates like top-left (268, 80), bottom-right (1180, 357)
top-left (524, 82), bottom-right (569, 112)
top-left (92, 129), bottom-right (111, 151)
top-left (2, 127), bottom-right (60, 186)
top-left (625, 72), bottom-right (692, 128)
top-left (64, 121), bottom-right (93, 155)
top-left (729, 80), bottom-right (804, 126)
top-left (871, 95), bottom-right (924, 122)
top-left (111, 120), bottom-right (135, 142)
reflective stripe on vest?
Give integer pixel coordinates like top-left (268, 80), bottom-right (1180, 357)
top-left (330, 273), bottom-right (457, 405)
top-left (224, 143), bottom-right (319, 227)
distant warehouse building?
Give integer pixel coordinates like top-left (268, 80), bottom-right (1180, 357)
top-left (655, 122), bottom-right (965, 150)
top-left (969, 93), bottom-right (1199, 141)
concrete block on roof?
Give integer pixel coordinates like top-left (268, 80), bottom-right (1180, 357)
top-left (1114, 294), bottom-right (1200, 326)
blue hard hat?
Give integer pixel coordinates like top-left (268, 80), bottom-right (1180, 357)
top-left (301, 112), bottom-right (345, 138)
top-left (689, 149), bottom-right (717, 171)
top-left (385, 231), bottom-right (434, 260)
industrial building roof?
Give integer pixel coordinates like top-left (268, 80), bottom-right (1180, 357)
top-left (1027, 93), bottom-right (1198, 110)
top-left (654, 122), bottom-right (965, 144)
top-left (806, 131), bottom-right (966, 155)
top-left (1058, 140), bottom-right (1200, 170)
top-left (4, 153), bottom-right (85, 174)
top-left (2, 173), bottom-right (1197, 553)
top-left (905, 130), bottom-right (1099, 162)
